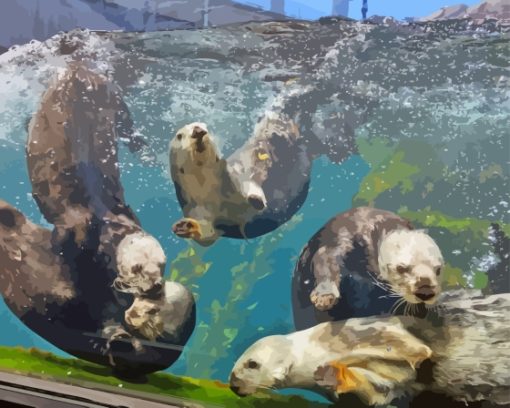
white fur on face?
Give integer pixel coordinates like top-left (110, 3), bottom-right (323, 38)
top-left (125, 297), bottom-right (163, 340)
top-left (230, 336), bottom-right (292, 396)
top-left (170, 122), bottom-right (218, 168)
top-left (114, 232), bottom-right (166, 294)
top-left (124, 281), bottom-right (195, 341)
top-left (378, 229), bottom-right (444, 304)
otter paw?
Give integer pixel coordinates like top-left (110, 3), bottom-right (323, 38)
top-left (314, 364), bottom-right (340, 391)
top-left (310, 283), bottom-right (340, 311)
top-left (109, 326), bottom-right (131, 342)
top-left (172, 218), bottom-right (202, 239)
top-left (315, 362), bottom-right (360, 394)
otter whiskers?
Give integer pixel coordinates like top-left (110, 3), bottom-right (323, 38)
top-left (390, 297), bottom-right (408, 315)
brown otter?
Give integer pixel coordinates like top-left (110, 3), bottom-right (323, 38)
top-left (169, 112), bottom-right (313, 246)
top-left (0, 199), bottom-right (195, 377)
top-left (292, 207), bottom-right (444, 330)
top-left (26, 64), bottom-right (163, 296)
top-left (2, 64), bottom-right (197, 376)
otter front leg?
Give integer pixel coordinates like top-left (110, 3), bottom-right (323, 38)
top-left (310, 247), bottom-right (342, 311)
top-left (102, 324), bottom-right (143, 367)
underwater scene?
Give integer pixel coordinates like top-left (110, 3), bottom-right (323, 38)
top-left (0, 1), bottom-right (509, 407)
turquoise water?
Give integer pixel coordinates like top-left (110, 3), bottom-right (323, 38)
top-left (0, 137), bottom-right (368, 379)
top-left (0, 18), bottom-right (508, 392)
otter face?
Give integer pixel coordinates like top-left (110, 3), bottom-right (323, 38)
top-left (170, 122), bottom-right (219, 168)
top-left (378, 230), bottom-right (444, 305)
top-left (230, 336), bottom-right (292, 397)
top-left (114, 232), bottom-right (166, 295)
top-left (124, 297), bottom-right (164, 340)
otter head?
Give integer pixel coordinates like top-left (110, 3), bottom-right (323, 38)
top-left (124, 297), bottom-right (164, 340)
top-left (230, 336), bottom-right (293, 397)
top-left (125, 281), bottom-right (196, 342)
top-left (114, 232), bottom-right (166, 295)
top-left (378, 229), bottom-right (444, 305)
top-left (170, 122), bottom-right (219, 168)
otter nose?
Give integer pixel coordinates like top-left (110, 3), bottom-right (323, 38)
top-left (191, 126), bottom-right (207, 140)
top-left (415, 285), bottom-right (436, 302)
top-left (230, 373), bottom-right (246, 396)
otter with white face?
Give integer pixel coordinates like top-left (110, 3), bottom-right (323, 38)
top-left (292, 207), bottom-right (444, 330)
top-left (230, 318), bottom-right (432, 406)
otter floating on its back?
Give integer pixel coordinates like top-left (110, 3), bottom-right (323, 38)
top-left (292, 207), bottom-right (444, 330)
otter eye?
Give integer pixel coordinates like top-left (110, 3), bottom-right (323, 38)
top-left (396, 265), bottom-right (410, 274)
top-left (176, 133), bottom-right (183, 141)
top-left (435, 266), bottom-right (442, 276)
top-left (246, 360), bottom-right (260, 370)
top-left (147, 308), bottom-right (159, 315)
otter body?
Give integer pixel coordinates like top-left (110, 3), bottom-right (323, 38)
top-left (292, 207), bottom-right (444, 330)
top-left (226, 113), bottom-right (312, 239)
top-left (231, 292), bottom-right (510, 406)
top-left (27, 64), bottom-right (139, 236)
top-left (169, 113), bottom-right (313, 245)
top-left (27, 65), bottom-right (167, 294)
top-left (0, 200), bottom-right (195, 376)
top-left (6, 65), bottom-right (196, 376)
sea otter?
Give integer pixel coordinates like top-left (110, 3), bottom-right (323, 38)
top-left (10, 63), bottom-right (196, 376)
top-left (27, 63), bottom-right (163, 295)
top-left (230, 314), bottom-right (433, 405)
top-left (0, 199), bottom-right (195, 377)
top-left (292, 207), bottom-right (444, 330)
top-left (230, 292), bottom-right (510, 406)
top-left (169, 112), bottom-right (313, 246)
top-left (169, 122), bottom-right (244, 246)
